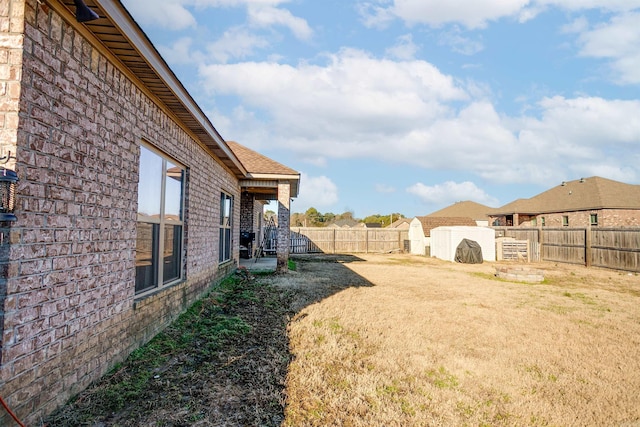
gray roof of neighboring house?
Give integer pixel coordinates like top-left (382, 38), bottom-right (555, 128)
top-left (427, 201), bottom-right (496, 221)
top-left (493, 176), bottom-right (640, 215)
top-left (333, 219), bottom-right (360, 228)
top-left (414, 216), bottom-right (477, 237)
top-left (388, 218), bottom-right (411, 228)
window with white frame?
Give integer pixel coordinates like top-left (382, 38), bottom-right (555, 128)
top-left (136, 145), bottom-right (185, 294)
top-left (219, 192), bottom-right (233, 262)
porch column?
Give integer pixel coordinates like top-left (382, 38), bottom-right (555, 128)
top-left (276, 181), bottom-right (291, 273)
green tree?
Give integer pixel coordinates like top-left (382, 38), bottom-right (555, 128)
top-left (305, 207), bottom-right (321, 227)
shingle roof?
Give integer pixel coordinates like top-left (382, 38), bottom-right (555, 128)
top-left (415, 216), bottom-right (477, 237)
top-left (226, 141), bottom-right (299, 176)
top-left (388, 218), bottom-right (412, 228)
top-left (493, 176), bottom-right (640, 215)
top-left (427, 201), bottom-right (496, 220)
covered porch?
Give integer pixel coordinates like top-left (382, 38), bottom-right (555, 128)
top-left (227, 142), bottom-right (300, 273)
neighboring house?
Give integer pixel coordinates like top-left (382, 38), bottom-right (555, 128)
top-left (408, 216), bottom-right (476, 255)
top-left (491, 177), bottom-right (640, 228)
top-left (333, 218), bottom-right (360, 228)
top-left (387, 217), bottom-right (411, 229)
top-left (0, 1), bottom-right (299, 424)
top-left (427, 200), bottom-right (496, 226)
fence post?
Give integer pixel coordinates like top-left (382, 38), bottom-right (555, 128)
top-left (333, 228), bottom-right (336, 254)
top-left (585, 226), bottom-right (591, 268)
top-left (366, 229), bottom-right (369, 254)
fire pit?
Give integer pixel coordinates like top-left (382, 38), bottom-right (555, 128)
top-left (495, 267), bottom-right (545, 283)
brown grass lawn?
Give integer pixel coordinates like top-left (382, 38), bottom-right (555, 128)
top-left (277, 254), bottom-right (640, 426)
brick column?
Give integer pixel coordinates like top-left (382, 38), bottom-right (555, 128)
top-left (276, 182), bottom-right (290, 273)
top-left (240, 191), bottom-right (253, 233)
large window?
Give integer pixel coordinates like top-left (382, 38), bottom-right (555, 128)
top-left (136, 145), bottom-right (185, 294)
top-left (219, 192), bottom-right (233, 263)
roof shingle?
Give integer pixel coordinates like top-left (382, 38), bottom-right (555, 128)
top-left (226, 141), bottom-right (299, 176)
top-left (415, 216), bottom-right (477, 237)
top-left (493, 176), bottom-right (640, 215)
top-left (427, 201), bottom-right (496, 220)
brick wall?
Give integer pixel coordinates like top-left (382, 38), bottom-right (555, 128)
top-left (240, 191), bottom-right (253, 232)
top-left (495, 209), bottom-right (640, 228)
top-left (0, 1), bottom-right (240, 424)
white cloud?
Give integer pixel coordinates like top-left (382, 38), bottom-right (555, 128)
top-left (575, 12), bottom-right (640, 84)
top-left (294, 173), bottom-right (339, 211)
top-left (357, 2), bottom-right (397, 29)
top-left (248, 5), bottom-right (313, 40)
top-left (122, 0), bottom-right (311, 37)
top-left (407, 181), bottom-right (499, 206)
top-left (511, 96), bottom-right (640, 183)
top-left (157, 37), bottom-right (202, 64)
top-left (373, 0), bottom-right (531, 29)
top-left (357, 0), bottom-right (640, 29)
top-left (199, 45), bottom-right (639, 188)
top-left (385, 34), bottom-right (419, 60)
top-left (438, 26), bottom-right (484, 55)
top-left (535, 0), bottom-right (640, 12)
top-left (122, 0), bottom-right (196, 30)
top-left (199, 49), bottom-right (467, 135)
top-left (561, 16), bottom-right (589, 34)
top-left (206, 27), bottom-right (271, 63)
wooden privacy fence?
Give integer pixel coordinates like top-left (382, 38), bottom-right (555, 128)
top-left (493, 227), bottom-right (640, 272)
top-left (289, 227), bottom-right (409, 254)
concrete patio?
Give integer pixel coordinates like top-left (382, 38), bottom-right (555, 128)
top-left (239, 256), bottom-right (277, 272)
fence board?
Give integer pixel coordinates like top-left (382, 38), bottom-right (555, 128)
top-left (494, 227), bottom-right (640, 272)
top-left (290, 227), bottom-right (408, 254)
top-left (590, 228), bottom-right (640, 272)
top-left (287, 226), bottom-right (640, 272)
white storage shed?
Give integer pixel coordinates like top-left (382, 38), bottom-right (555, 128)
top-left (430, 226), bottom-right (496, 262)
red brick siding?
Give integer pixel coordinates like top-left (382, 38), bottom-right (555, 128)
top-left (0, 1), bottom-right (240, 424)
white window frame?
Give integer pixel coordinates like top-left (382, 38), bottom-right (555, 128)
top-left (219, 192), bottom-right (234, 263)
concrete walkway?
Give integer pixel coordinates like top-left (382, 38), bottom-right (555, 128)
top-left (239, 256), bottom-right (277, 272)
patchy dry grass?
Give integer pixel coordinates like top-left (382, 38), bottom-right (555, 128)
top-left (280, 254), bottom-right (640, 426)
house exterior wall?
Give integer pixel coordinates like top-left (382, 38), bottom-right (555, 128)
top-left (493, 209), bottom-right (640, 228)
top-left (0, 1), bottom-right (239, 424)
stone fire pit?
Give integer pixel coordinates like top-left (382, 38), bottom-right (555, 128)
top-left (495, 266), bottom-right (545, 283)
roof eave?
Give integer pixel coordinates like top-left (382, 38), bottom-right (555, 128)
top-left (240, 173), bottom-right (300, 198)
top-left (88, 0), bottom-right (247, 177)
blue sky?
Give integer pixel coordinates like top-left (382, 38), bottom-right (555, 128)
top-left (122, 0), bottom-right (640, 218)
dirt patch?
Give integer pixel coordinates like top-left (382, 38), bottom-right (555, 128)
top-left (47, 254), bottom-right (640, 426)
